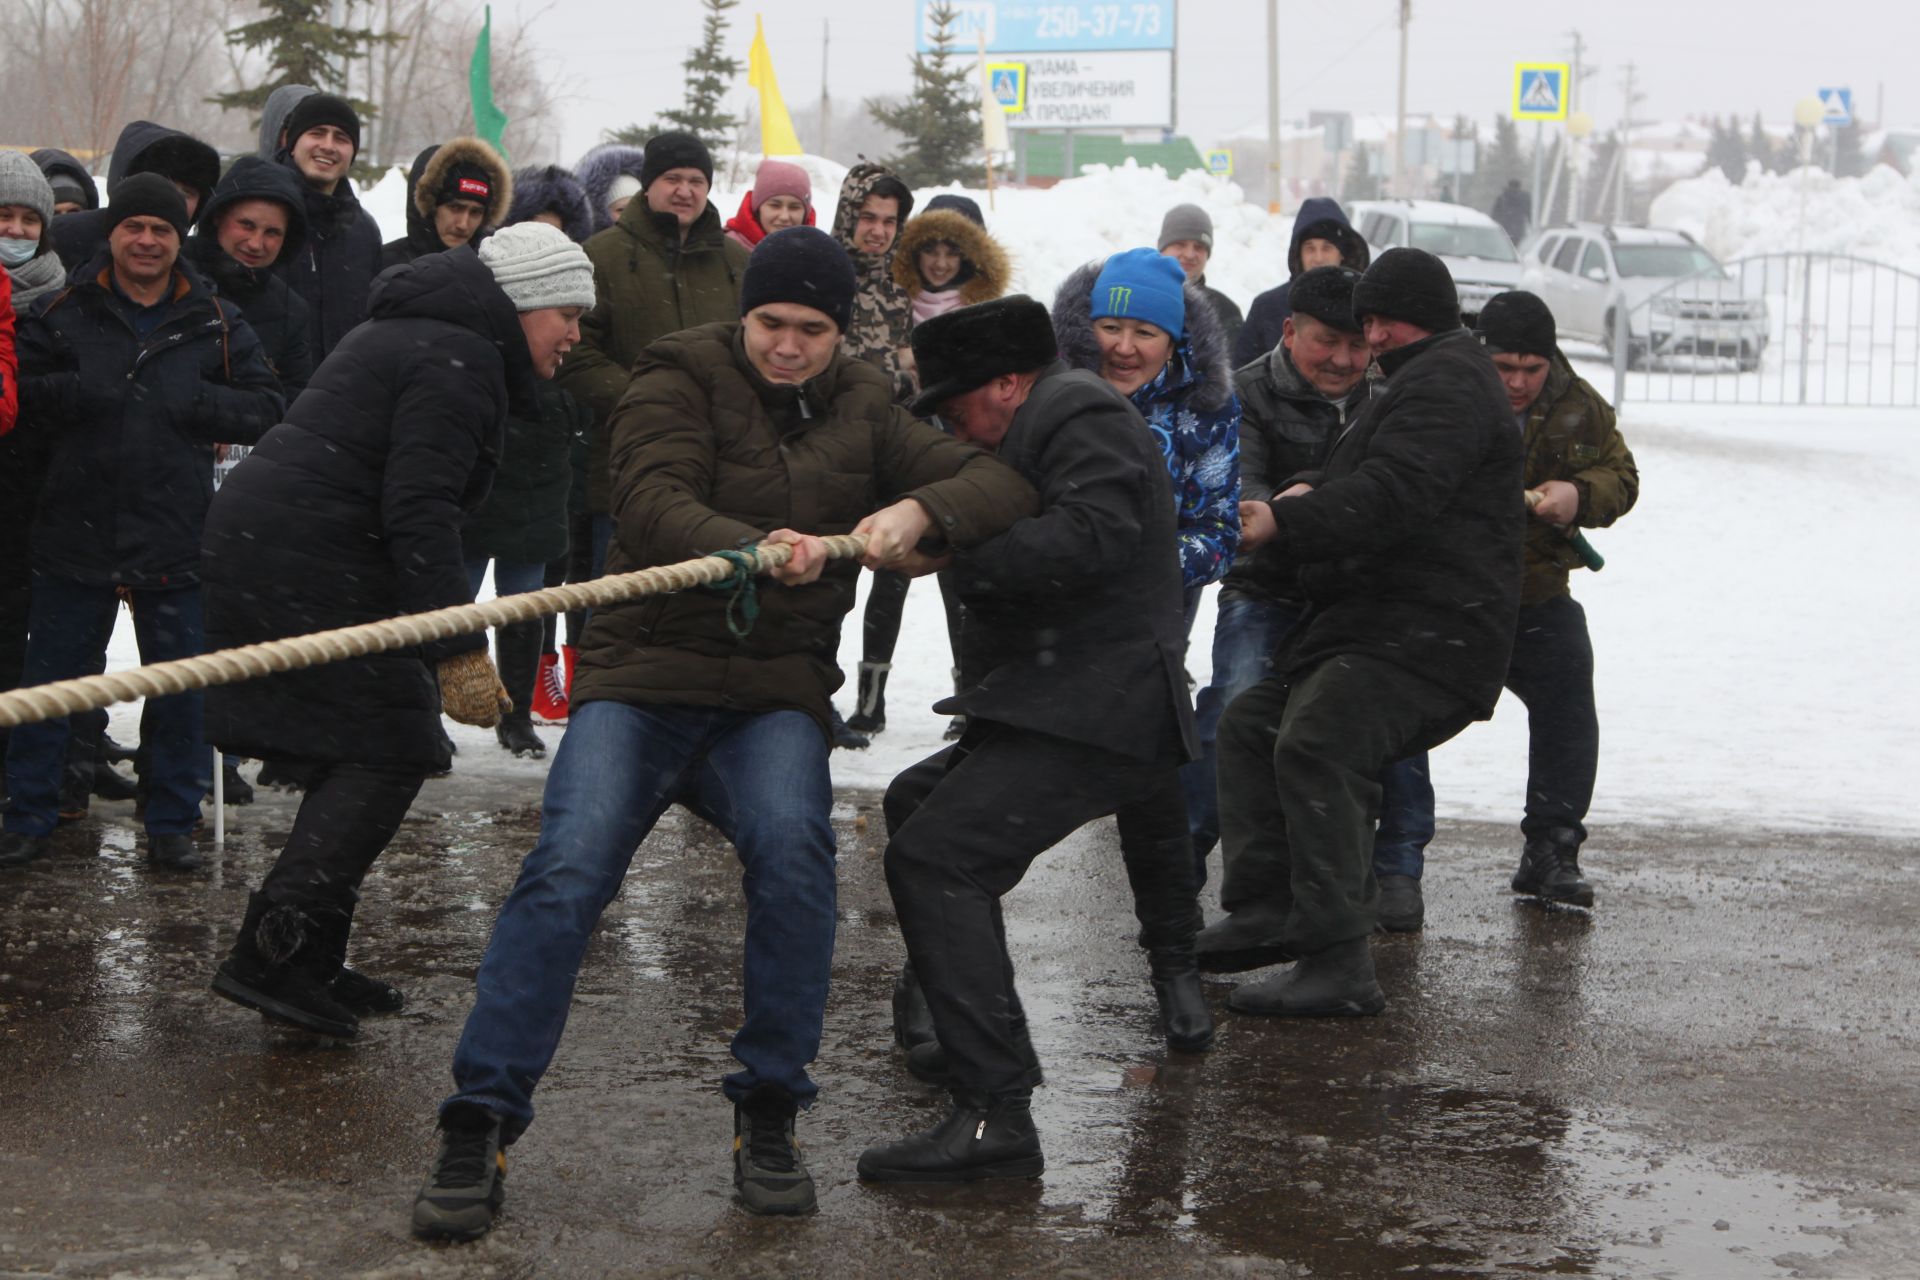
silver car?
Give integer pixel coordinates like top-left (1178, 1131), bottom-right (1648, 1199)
top-left (1349, 199), bottom-right (1523, 323)
top-left (1518, 224), bottom-right (1767, 370)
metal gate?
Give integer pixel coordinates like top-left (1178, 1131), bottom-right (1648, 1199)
top-left (1609, 252), bottom-right (1920, 408)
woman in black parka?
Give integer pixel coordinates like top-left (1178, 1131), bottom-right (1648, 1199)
top-left (204, 227), bottom-right (597, 1038)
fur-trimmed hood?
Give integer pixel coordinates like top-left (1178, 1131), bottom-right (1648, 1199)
top-left (506, 164), bottom-right (594, 244)
top-left (572, 143), bottom-right (646, 232)
top-left (891, 208), bottom-right (1011, 305)
top-left (409, 138), bottom-right (513, 234)
top-left (1051, 258), bottom-right (1236, 413)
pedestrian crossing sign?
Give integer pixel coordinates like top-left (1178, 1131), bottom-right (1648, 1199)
top-left (1206, 149), bottom-right (1233, 177)
top-left (988, 63), bottom-right (1027, 114)
top-left (1512, 62), bottom-right (1569, 121)
top-left (1818, 87), bottom-right (1853, 127)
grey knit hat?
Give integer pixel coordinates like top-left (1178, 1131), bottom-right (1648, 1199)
top-left (478, 222), bottom-right (596, 312)
top-left (0, 151), bottom-right (56, 227)
top-left (1157, 202), bottom-right (1214, 251)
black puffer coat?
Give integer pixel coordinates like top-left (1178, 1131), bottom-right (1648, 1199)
top-left (1267, 327), bottom-right (1524, 715)
top-left (461, 380), bottom-right (589, 565)
top-left (274, 154), bottom-right (383, 362)
top-left (202, 250), bottom-right (540, 770)
top-left (186, 156), bottom-right (314, 398)
top-left (943, 363), bottom-right (1199, 766)
top-left (12, 254), bottom-right (285, 587)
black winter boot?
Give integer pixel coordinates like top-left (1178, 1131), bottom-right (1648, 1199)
top-left (1149, 948), bottom-right (1215, 1052)
top-left (211, 892), bottom-right (359, 1038)
top-left (846, 661), bottom-right (891, 734)
top-left (146, 832), bottom-right (204, 872)
top-left (492, 623), bottom-right (547, 758)
top-left (1228, 936), bottom-right (1385, 1018)
top-left (891, 963), bottom-right (936, 1050)
top-left (220, 757), bottom-right (256, 806)
top-left (829, 707), bottom-right (870, 751)
top-left (1194, 908), bottom-right (1294, 973)
top-left (857, 1089), bottom-right (1044, 1183)
top-left (309, 899), bottom-right (405, 1014)
top-left (732, 1084), bottom-right (817, 1215)
top-left (1512, 829), bottom-right (1594, 907)
top-left (1375, 874), bottom-right (1425, 932)
top-left (412, 1103), bottom-right (507, 1241)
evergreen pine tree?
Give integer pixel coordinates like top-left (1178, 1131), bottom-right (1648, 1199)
top-left (1703, 116), bottom-right (1750, 183)
top-left (611, 0), bottom-right (741, 150)
top-left (1583, 130), bottom-right (1621, 221)
top-left (212, 0), bottom-right (391, 122)
top-left (1342, 145), bottom-right (1381, 202)
top-left (866, 1), bottom-right (984, 187)
top-left (1748, 113), bottom-right (1778, 174)
top-left (1832, 121), bottom-right (1869, 178)
top-left (1482, 114), bottom-right (1527, 210)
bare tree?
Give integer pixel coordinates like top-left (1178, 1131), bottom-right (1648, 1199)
top-left (362, 0), bottom-right (560, 170)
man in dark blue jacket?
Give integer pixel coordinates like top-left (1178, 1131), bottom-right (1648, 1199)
top-left (1233, 197), bottom-right (1372, 367)
top-left (274, 93), bottom-right (383, 361)
top-left (0, 177), bottom-right (284, 872)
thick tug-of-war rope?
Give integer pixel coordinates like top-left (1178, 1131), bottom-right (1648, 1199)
top-left (0, 534), bottom-right (869, 731)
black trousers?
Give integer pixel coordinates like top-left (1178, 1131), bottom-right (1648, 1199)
top-left (1216, 655), bottom-right (1474, 955)
top-left (858, 570), bottom-right (966, 670)
top-left (1505, 594), bottom-right (1599, 845)
top-left (883, 722), bottom-right (1194, 1093)
top-left (258, 762), bottom-right (427, 911)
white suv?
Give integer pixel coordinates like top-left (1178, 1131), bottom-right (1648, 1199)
top-left (1349, 199), bottom-right (1523, 322)
top-left (1518, 224), bottom-right (1767, 369)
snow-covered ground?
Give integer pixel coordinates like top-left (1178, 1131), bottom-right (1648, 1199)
top-left (1651, 163), bottom-right (1920, 273)
top-left (97, 388), bottom-right (1920, 839)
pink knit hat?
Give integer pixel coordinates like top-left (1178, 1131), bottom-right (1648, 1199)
top-left (751, 159), bottom-right (812, 213)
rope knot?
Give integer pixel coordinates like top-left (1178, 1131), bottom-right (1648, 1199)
top-left (700, 548), bottom-right (764, 640)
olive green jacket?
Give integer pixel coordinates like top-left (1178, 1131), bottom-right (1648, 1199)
top-left (558, 198), bottom-right (750, 512)
top-left (571, 322), bottom-right (1039, 736)
top-left (1521, 353), bottom-right (1639, 604)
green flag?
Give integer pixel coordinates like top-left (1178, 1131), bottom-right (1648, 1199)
top-left (469, 6), bottom-right (510, 159)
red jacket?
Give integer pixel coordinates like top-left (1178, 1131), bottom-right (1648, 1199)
top-left (0, 268), bottom-right (16, 436)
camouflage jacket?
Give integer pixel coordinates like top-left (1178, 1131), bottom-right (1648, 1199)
top-left (1520, 353), bottom-right (1639, 604)
top-left (831, 162), bottom-right (918, 407)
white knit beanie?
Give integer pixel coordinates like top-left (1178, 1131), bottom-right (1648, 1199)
top-left (478, 221), bottom-right (596, 312)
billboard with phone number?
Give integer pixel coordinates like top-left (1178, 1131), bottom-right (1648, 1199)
top-left (918, 1), bottom-right (1176, 53)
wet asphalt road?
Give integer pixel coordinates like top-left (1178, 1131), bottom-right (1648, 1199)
top-left (2, 766), bottom-right (1917, 1279)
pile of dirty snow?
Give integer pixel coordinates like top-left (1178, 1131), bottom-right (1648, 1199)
top-left (1649, 164), bottom-right (1920, 272)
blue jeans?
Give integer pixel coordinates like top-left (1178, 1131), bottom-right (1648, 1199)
top-left (464, 557), bottom-right (547, 601)
top-left (1181, 593), bottom-right (1435, 883)
top-left (3, 573), bottom-right (210, 837)
top-left (445, 700), bottom-right (838, 1142)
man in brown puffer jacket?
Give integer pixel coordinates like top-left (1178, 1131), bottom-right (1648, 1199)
top-left (416, 227), bottom-right (1036, 1239)
top-left (1477, 290), bottom-right (1639, 909)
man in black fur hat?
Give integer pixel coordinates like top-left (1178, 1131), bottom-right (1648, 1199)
top-left (857, 294), bottom-right (1202, 1185)
top-left (1210, 247), bottom-right (1523, 1019)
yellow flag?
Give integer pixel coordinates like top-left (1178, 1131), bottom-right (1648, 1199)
top-left (749, 16), bottom-right (804, 156)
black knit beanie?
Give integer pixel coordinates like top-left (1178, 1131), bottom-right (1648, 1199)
top-left (1287, 266), bottom-right (1365, 334)
top-left (282, 93), bottom-right (362, 153)
top-left (1475, 290), bottom-right (1559, 359)
top-left (1351, 247), bottom-right (1460, 334)
top-left (105, 173), bottom-right (190, 241)
top-left (641, 131), bottom-right (714, 189)
top-left (740, 226), bottom-right (857, 332)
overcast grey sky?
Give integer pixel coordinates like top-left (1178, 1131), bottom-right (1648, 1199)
top-left (521, 0), bottom-right (1918, 163)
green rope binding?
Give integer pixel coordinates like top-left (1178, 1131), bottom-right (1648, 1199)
top-left (701, 548), bottom-right (765, 639)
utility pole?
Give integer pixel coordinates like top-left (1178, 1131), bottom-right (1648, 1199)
top-left (1615, 60), bottom-right (1641, 222)
top-left (1564, 28), bottom-right (1589, 221)
top-left (1266, 0), bottom-right (1282, 211)
top-left (819, 21), bottom-right (831, 158)
top-left (1392, 0), bottom-right (1410, 197)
